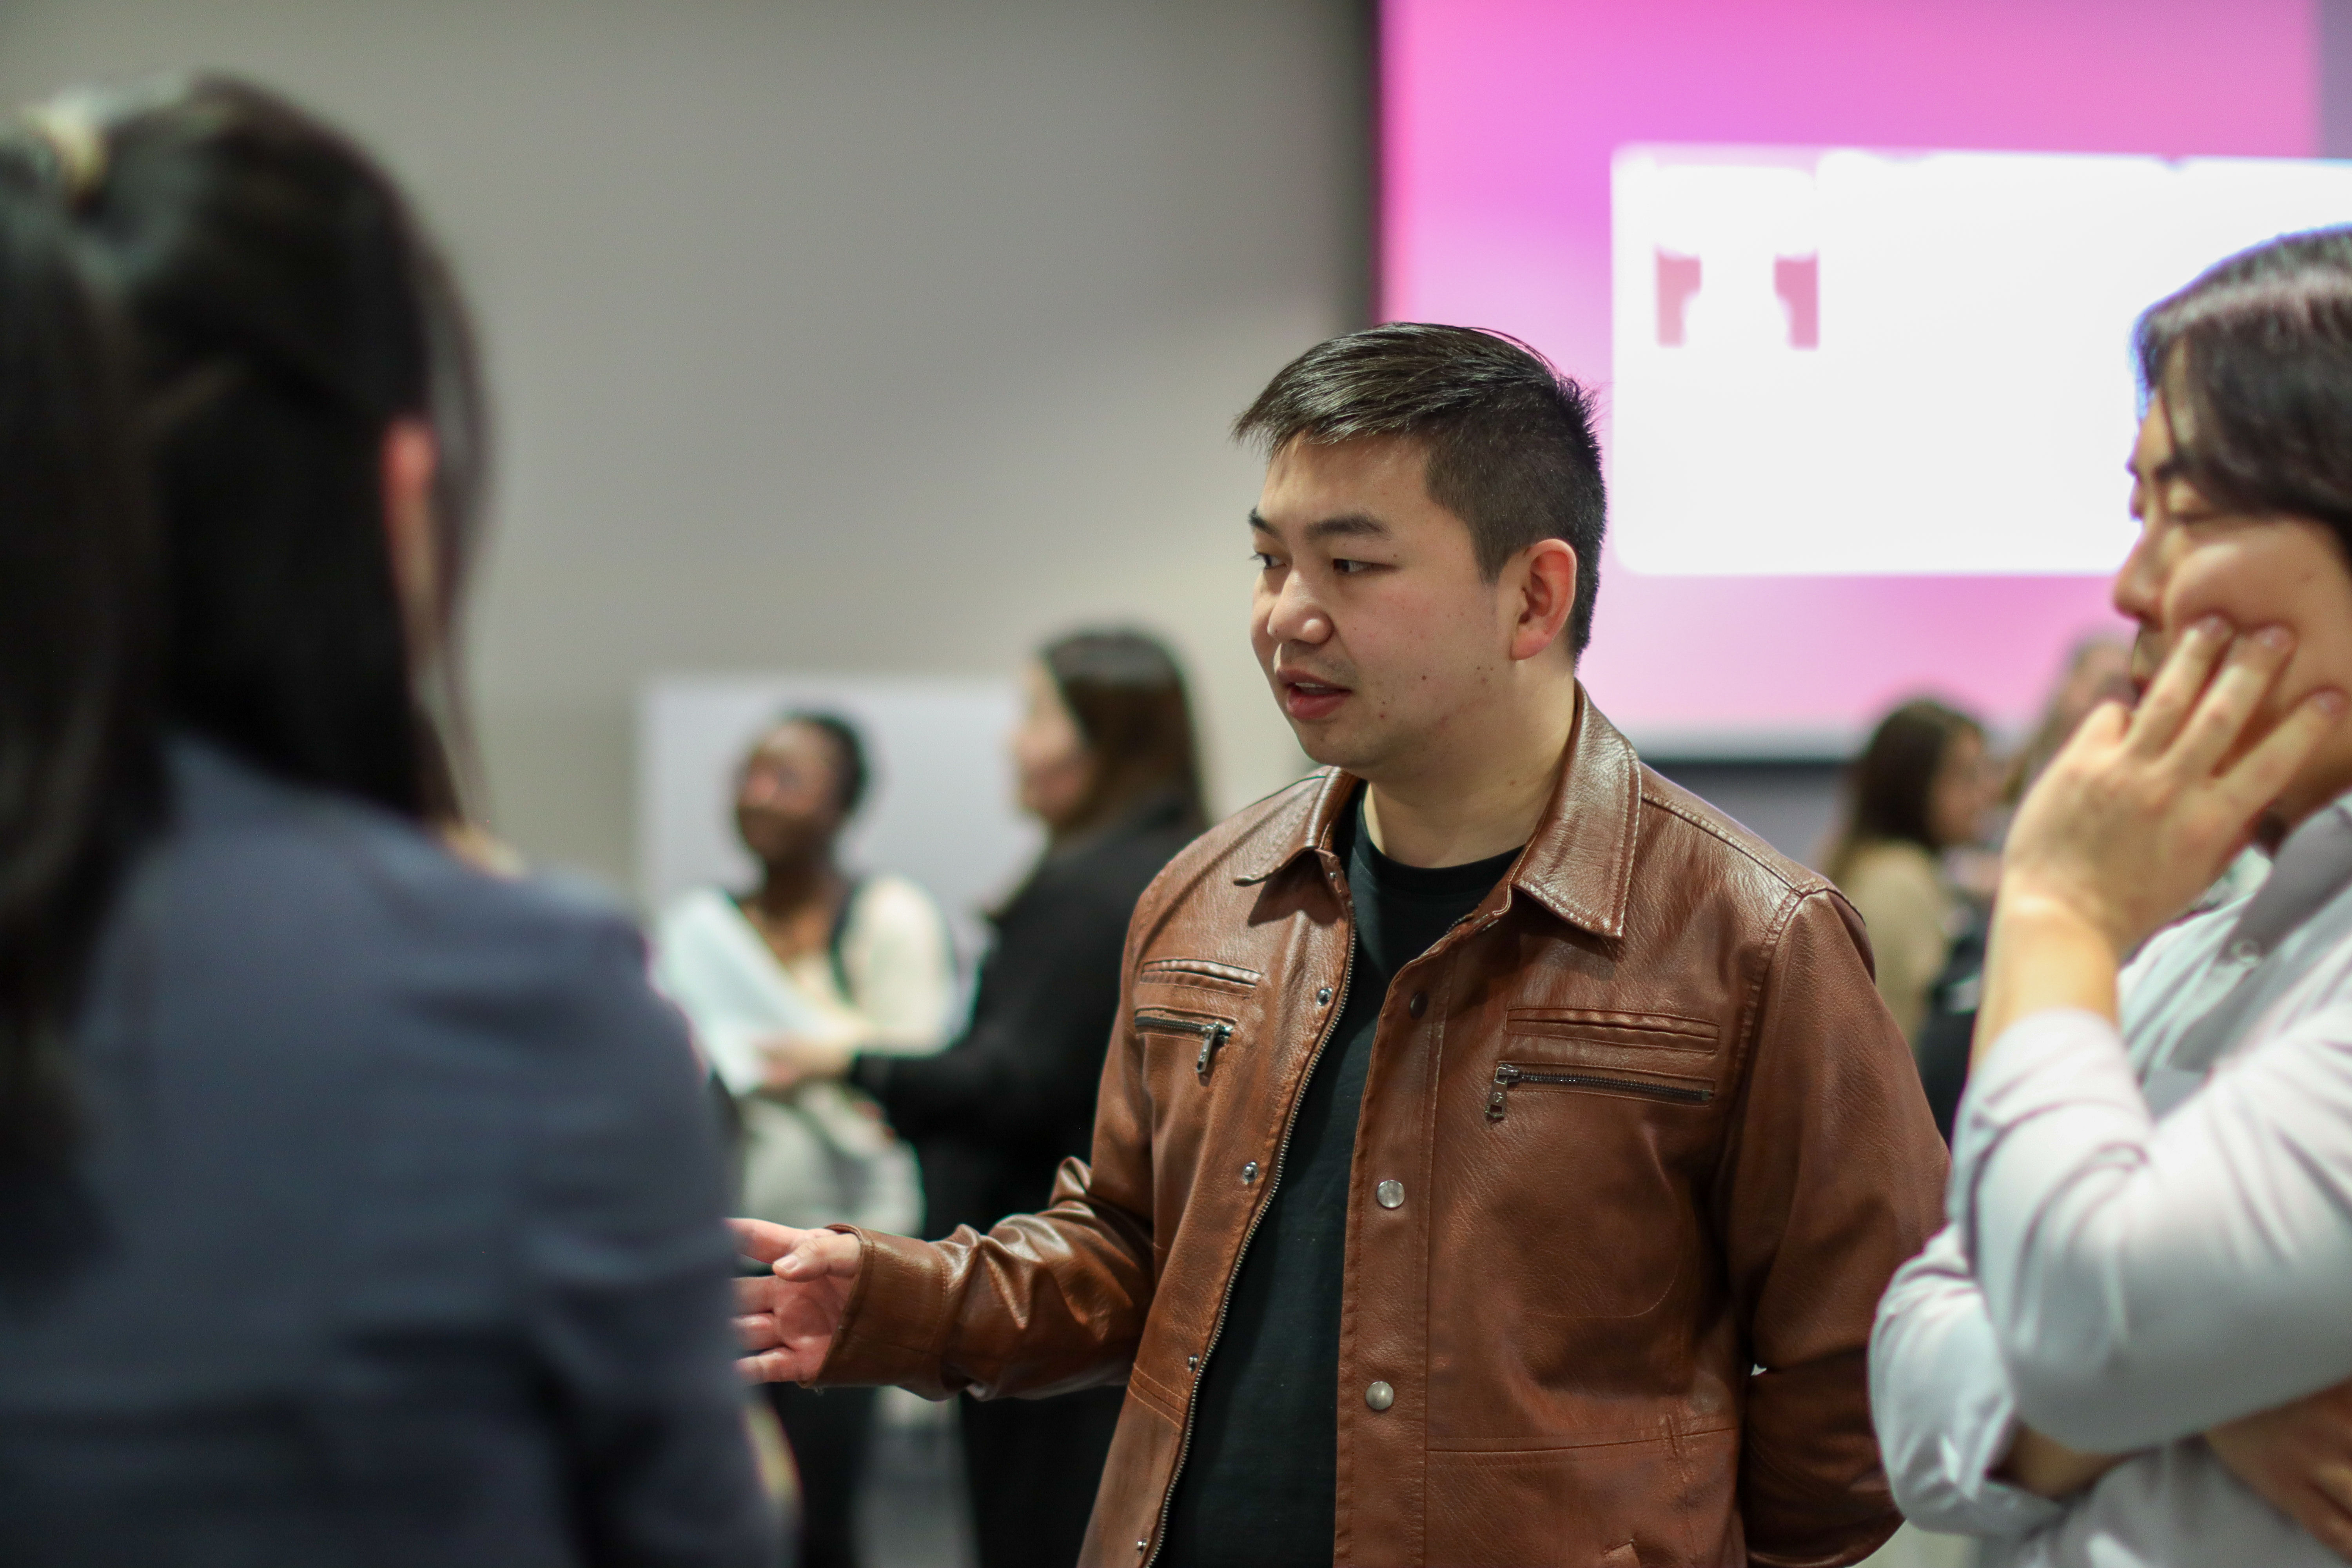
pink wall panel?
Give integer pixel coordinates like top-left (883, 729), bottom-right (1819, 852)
top-left (1384, 0), bottom-right (2318, 745)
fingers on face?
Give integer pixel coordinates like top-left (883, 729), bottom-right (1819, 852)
top-left (2128, 615), bottom-right (2235, 755)
top-left (2173, 626), bottom-right (2298, 776)
top-left (2220, 687), bottom-right (2347, 818)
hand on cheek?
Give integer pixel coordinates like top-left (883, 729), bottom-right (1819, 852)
top-left (1976, 619), bottom-right (2345, 1060)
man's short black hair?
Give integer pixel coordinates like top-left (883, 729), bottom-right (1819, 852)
top-left (1233, 323), bottom-right (1607, 655)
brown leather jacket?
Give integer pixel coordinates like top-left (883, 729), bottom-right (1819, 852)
top-left (819, 691), bottom-right (1946, 1566)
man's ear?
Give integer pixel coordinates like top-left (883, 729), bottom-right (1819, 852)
top-left (1507, 538), bottom-right (1579, 662)
top-left (381, 417), bottom-right (441, 649)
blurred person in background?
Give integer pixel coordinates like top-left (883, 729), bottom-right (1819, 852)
top-left (2005, 636), bottom-right (2135, 802)
top-left (1874, 226), bottom-right (2352, 1568)
top-left (760, 628), bottom-right (1206, 1568)
top-left (0, 80), bottom-right (771, 1566)
top-left (655, 710), bottom-right (956, 1568)
top-left (1911, 639), bottom-right (2136, 1140)
top-left (1825, 699), bottom-right (2000, 1045)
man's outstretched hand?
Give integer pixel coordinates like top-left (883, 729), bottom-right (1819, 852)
top-left (731, 1218), bottom-right (864, 1384)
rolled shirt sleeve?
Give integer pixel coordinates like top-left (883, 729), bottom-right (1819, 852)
top-left (1870, 1225), bottom-right (2067, 1537)
top-left (1953, 1004), bottom-right (2352, 1452)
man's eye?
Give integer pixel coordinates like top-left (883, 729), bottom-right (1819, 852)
top-left (1332, 557), bottom-right (1368, 575)
top-left (1250, 551), bottom-right (1280, 570)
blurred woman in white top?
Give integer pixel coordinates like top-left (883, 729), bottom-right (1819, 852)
top-left (654, 711), bottom-right (953, 1568)
top-left (1870, 227), bottom-right (2352, 1567)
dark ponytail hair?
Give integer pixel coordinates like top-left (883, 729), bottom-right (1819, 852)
top-left (32, 77), bottom-right (487, 819)
top-left (0, 150), bottom-right (159, 1174)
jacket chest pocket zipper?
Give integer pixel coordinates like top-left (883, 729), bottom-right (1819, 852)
top-left (1486, 1062), bottom-right (1713, 1121)
top-left (1134, 1012), bottom-right (1235, 1080)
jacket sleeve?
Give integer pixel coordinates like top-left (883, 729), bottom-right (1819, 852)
top-left (1720, 888), bottom-right (1949, 1567)
top-left (812, 889), bottom-right (1161, 1401)
top-left (523, 915), bottom-right (777, 1567)
top-left (853, 873), bottom-right (1131, 1146)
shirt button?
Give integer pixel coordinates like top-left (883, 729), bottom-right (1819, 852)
top-left (1365, 1380), bottom-right (1396, 1411)
top-left (1241, 1161), bottom-right (1260, 1185)
top-left (1317, 986), bottom-right (1334, 1006)
top-left (1407, 992), bottom-right (1428, 1019)
top-left (1375, 1179), bottom-right (1405, 1209)
top-left (2227, 938), bottom-right (2262, 963)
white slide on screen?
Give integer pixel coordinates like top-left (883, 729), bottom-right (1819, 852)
top-left (1611, 148), bottom-right (2352, 577)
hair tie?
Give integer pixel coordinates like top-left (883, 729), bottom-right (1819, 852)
top-left (20, 93), bottom-right (109, 206)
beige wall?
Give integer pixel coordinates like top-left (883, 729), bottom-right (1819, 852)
top-left (0, 0), bottom-right (1366, 894)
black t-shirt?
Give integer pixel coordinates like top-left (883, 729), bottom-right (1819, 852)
top-left (1160, 790), bottom-right (1518, 1567)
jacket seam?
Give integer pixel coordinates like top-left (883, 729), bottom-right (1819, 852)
top-left (1711, 884), bottom-right (1815, 1223)
top-left (1637, 786), bottom-right (1825, 899)
top-left (1426, 1423), bottom-right (1738, 1457)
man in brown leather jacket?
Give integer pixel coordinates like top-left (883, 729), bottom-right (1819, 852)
top-left (739, 325), bottom-right (1947, 1567)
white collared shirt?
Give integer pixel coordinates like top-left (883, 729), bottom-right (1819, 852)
top-left (1870, 801), bottom-right (2352, 1567)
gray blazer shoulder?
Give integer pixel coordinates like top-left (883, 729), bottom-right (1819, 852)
top-left (0, 738), bottom-right (771, 1567)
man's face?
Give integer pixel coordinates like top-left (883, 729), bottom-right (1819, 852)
top-left (2115, 393), bottom-right (2352, 819)
top-left (1249, 434), bottom-right (1540, 779)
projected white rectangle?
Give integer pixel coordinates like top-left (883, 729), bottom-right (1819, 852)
top-left (1611, 148), bottom-right (2352, 577)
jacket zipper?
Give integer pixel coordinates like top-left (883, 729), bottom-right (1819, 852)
top-left (1134, 1012), bottom-right (1236, 1080)
top-left (1144, 937), bottom-right (1355, 1566)
top-left (1486, 1062), bottom-right (1712, 1122)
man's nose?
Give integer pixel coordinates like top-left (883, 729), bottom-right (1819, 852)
top-left (1263, 571), bottom-right (1332, 646)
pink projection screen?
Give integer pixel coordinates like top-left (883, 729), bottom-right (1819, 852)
top-left (1382, 0), bottom-right (2323, 753)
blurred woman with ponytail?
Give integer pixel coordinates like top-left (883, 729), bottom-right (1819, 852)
top-left (0, 80), bottom-right (770, 1566)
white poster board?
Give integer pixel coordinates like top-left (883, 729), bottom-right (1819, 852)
top-left (637, 674), bottom-right (1042, 975)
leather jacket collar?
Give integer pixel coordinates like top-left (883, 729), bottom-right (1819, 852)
top-left (1232, 682), bottom-right (1638, 941)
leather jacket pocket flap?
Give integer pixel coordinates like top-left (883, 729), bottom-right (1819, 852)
top-left (1503, 1008), bottom-right (1718, 1061)
top-left (1138, 956), bottom-right (1261, 993)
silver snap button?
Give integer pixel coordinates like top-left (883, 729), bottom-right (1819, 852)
top-left (1406, 991), bottom-right (1427, 1019)
top-left (1136, 1540), bottom-right (1148, 1553)
top-left (1375, 1179), bottom-right (1405, 1209)
top-left (1317, 986), bottom-right (1334, 1006)
top-left (1365, 1380), bottom-right (1395, 1411)
top-left (1241, 1161), bottom-right (1259, 1185)
top-left (1187, 1354), bottom-right (1200, 1373)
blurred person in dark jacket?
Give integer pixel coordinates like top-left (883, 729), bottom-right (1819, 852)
top-left (762, 628), bottom-right (1207, 1568)
top-left (0, 80), bottom-right (770, 1567)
